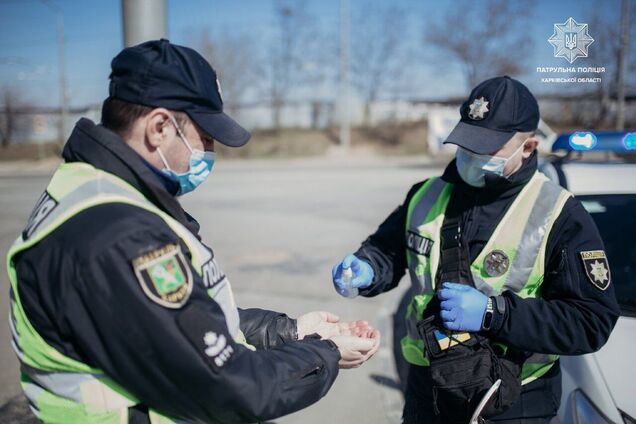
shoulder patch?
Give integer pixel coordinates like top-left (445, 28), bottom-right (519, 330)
top-left (132, 243), bottom-right (193, 308)
top-left (579, 250), bottom-right (611, 290)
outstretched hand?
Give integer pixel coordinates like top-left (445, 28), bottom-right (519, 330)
top-left (296, 311), bottom-right (381, 369)
top-left (297, 311), bottom-right (345, 339)
top-left (330, 328), bottom-right (381, 369)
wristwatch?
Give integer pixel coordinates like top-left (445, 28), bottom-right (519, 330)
top-left (481, 297), bottom-right (495, 331)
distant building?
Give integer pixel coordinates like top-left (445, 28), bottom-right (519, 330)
top-left (1, 94), bottom-right (633, 146)
top-left (0, 105), bottom-right (101, 145)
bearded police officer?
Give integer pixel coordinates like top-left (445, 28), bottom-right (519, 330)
top-left (7, 39), bottom-right (381, 423)
top-left (332, 76), bottom-right (620, 423)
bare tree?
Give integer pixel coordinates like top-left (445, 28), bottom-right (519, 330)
top-left (581, 14), bottom-right (621, 127)
top-left (351, 6), bottom-right (409, 125)
top-left (195, 29), bottom-right (261, 118)
top-left (424, 0), bottom-right (534, 89)
top-left (579, 1), bottom-right (636, 128)
top-left (0, 86), bottom-right (26, 147)
top-left (268, 0), bottom-right (325, 130)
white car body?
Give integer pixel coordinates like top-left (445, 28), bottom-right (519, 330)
top-left (540, 159), bottom-right (636, 424)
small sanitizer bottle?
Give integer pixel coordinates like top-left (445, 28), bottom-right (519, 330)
top-left (340, 267), bottom-right (358, 298)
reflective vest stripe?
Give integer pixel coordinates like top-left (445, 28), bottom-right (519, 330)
top-left (402, 177), bottom-right (452, 366)
top-left (470, 175), bottom-right (571, 297)
top-left (7, 162), bottom-right (249, 423)
top-left (21, 363), bottom-right (93, 404)
top-left (402, 172), bottom-right (572, 385)
top-left (21, 371), bottom-right (134, 424)
top-left (17, 163), bottom-right (206, 270)
top-left (504, 180), bottom-right (568, 293)
top-left (405, 177), bottom-right (448, 294)
top-left (6, 171), bottom-right (155, 422)
top-left (21, 375), bottom-right (44, 419)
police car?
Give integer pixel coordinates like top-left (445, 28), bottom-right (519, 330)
top-left (540, 130), bottom-right (636, 424)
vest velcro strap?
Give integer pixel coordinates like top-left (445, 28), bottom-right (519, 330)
top-left (440, 225), bottom-right (460, 249)
top-left (440, 250), bottom-right (460, 269)
top-left (439, 215), bottom-right (470, 285)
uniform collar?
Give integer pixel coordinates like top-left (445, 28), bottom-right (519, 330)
top-left (139, 156), bottom-right (180, 196)
top-left (61, 118), bottom-right (201, 237)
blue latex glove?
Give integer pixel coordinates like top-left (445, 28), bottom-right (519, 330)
top-left (438, 282), bottom-right (488, 332)
top-left (331, 254), bottom-right (374, 293)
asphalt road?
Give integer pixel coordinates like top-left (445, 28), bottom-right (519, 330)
top-left (0, 155), bottom-right (444, 423)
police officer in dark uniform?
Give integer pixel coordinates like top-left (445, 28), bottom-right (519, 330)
top-left (7, 40), bottom-right (380, 423)
top-left (332, 76), bottom-right (620, 423)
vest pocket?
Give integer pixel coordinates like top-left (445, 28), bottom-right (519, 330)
top-left (429, 347), bottom-right (493, 422)
top-left (427, 337), bottom-right (523, 422)
top-left (432, 378), bottom-right (491, 423)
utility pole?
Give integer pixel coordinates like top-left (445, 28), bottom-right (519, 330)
top-left (122, 0), bottom-right (167, 47)
top-left (56, 9), bottom-right (68, 147)
top-left (339, 0), bottom-right (350, 148)
top-left (616, 0), bottom-right (630, 130)
top-left (41, 0), bottom-right (68, 147)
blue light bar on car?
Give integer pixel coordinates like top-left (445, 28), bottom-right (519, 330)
top-left (569, 132), bottom-right (597, 150)
top-left (552, 130), bottom-right (636, 152)
top-left (623, 133), bottom-right (636, 150)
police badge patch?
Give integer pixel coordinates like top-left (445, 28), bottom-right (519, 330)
top-left (579, 250), bottom-right (611, 290)
top-left (133, 243), bottom-right (193, 308)
top-left (483, 250), bottom-right (510, 277)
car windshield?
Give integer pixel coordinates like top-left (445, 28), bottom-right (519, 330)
top-left (579, 194), bottom-right (636, 317)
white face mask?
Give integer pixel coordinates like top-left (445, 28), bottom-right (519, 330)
top-left (455, 141), bottom-right (526, 188)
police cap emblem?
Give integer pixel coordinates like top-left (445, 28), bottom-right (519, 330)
top-left (468, 96), bottom-right (490, 120)
top-left (483, 250), bottom-right (509, 277)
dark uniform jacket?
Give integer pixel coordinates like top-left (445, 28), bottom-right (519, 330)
top-left (14, 118), bottom-right (340, 423)
top-left (355, 152), bottom-right (620, 416)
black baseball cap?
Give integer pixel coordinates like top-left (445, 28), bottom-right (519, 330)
top-left (444, 76), bottom-right (539, 154)
top-left (108, 39), bottom-right (250, 147)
